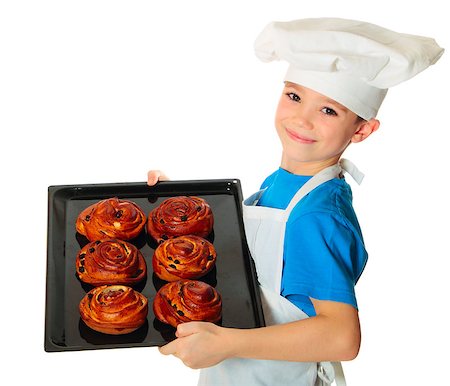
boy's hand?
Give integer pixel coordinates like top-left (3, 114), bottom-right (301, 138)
top-left (147, 170), bottom-right (169, 186)
top-left (159, 322), bottom-right (235, 369)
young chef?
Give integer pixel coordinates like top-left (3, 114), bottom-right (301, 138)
top-left (149, 18), bottom-right (444, 386)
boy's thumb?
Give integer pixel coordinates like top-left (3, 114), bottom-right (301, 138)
top-left (176, 322), bottom-right (201, 338)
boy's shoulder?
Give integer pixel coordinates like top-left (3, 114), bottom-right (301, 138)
top-left (290, 178), bottom-right (355, 220)
top-left (287, 177), bottom-right (366, 251)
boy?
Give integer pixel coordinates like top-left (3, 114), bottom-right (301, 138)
top-left (148, 18), bottom-right (443, 385)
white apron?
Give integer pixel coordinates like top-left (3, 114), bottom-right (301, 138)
top-left (198, 159), bottom-right (363, 386)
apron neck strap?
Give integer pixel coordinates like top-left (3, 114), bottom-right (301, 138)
top-left (285, 159), bottom-right (364, 214)
top-left (339, 158), bottom-right (365, 185)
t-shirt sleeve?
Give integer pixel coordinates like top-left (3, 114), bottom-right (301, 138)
top-left (281, 211), bottom-right (368, 311)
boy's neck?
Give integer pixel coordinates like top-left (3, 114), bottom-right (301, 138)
top-left (280, 155), bottom-right (341, 176)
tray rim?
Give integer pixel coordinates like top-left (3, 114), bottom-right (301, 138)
top-left (44, 178), bottom-right (264, 352)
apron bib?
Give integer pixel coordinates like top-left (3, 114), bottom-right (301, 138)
top-left (198, 159), bottom-right (362, 386)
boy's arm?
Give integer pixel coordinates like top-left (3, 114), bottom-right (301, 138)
top-left (159, 298), bottom-right (361, 369)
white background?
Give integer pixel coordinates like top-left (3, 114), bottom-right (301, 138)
top-left (1, 1), bottom-right (449, 385)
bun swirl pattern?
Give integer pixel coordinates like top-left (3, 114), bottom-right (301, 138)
top-left (153, 235), bottom-right (216, 281)
top-left (153, 280), bottom-right (222, 327)
top-left (76, 239), bottom-right (147, 286)
top-left (147, 196), bottom-right (213, 243)
top-left (76, 197), bottom-right (146, 241)
top-left (79, 285), bottom-right (148, 335)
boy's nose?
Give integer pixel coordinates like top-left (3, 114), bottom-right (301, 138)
top-left (291, 110), bottom-right (313, 130)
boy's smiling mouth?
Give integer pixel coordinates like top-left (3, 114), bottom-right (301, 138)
top-left (285, 128), bottom-right (316, 144)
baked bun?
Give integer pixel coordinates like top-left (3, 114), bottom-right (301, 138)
top-left (76, 239), bottom-right (147, 286)
top-left (76, 197), bottom-right (146, 241)
top-left (153, 280), bottom-right (222, 327)
top-left (147, 196), bottom-right (213, 243)
top-left (152, 235), bottom-right (216, 281)
top-left (79, 285), bottom-right (148, 335)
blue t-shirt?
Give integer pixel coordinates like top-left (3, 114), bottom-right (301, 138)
top-left (257, 167), bottom-right (368, 317)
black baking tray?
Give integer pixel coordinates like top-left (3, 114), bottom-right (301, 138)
top-left (45, 179), bottom-right (265, 352)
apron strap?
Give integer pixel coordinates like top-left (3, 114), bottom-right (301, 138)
top-left (339, 158), bottom-right (365, 185)
top-left (285, 159), bottom-right (364, 214)
top-left (285, 164), bottom-right (341, 214)
top-left (316, 362), bottom-right (347, 386)
top-left (244, 159), bottom-right (363, 211)
top-left (332, 361), bottom-right (347, 386)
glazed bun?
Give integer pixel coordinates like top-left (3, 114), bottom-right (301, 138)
top-left (153, 280), bottom-right (222, 327)
top-left (76, 239), bottom-right (147, 286)
top-left (79, 285), bottom-right (148, 335)
top-left (76, 197), bottom-right (146, 241)
top-left (152, 235), bottom-right (216, 281)
top-left (147, 196), bottom-right (213, 243)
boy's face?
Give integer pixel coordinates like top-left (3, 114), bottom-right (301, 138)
top-left (275, 82), bottom-right (375, 174)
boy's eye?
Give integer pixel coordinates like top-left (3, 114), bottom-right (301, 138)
top-left (287, 92), bottom-right (301, 102)
top-left (321, 107), bottom-right (337, 116)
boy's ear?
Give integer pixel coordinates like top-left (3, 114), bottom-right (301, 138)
top-left (351, 118), bottom-right (380, 143)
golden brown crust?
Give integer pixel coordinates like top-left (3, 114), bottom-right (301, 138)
top-left (76, 239), bottom-right (147, 286)
top-left (79, 285), bottom-right (148, 335)
top-left (76, 197), bottom-right (146, 241)
top-left (147, 196), bottom-right (213, 243)
top-left (152, 235), bottom-right (216, 281)
top-left (153, 280), bottom-right (222, 327)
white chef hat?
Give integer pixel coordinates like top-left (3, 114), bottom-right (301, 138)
top-left (254, 18), bottom-right (444, 120)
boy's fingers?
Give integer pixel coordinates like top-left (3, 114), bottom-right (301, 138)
top-left (176, 322), bottom-right (202, 338)
top-left (147, 170), bottom-right (168, 186)
top-left (146, 170), bottom-right (159, 186)
top-left (158, 171), bottom-right (169, 181)
top-left (159, 340), bottom-right (176, 356)
top-left (158, 323), bottom-right (201, 356)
